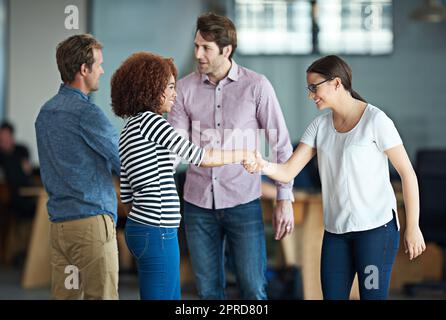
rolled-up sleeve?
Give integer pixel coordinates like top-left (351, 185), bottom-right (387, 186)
top-left (140, 112), bottom-right (205, 167)
top-left (256, 76), bottom-right (294, 200)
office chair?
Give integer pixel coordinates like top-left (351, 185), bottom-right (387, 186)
top-left (404, 149), bottom-right (446, 296)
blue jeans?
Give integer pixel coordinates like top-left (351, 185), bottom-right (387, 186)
top-left (184, 199), bottom-right (267, 300)
top-left (321, 212), bottom-right (400, 300)
top-left (124, 219), bottom-right (180, 300)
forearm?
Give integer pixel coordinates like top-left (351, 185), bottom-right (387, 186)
top-left (273, 136), bottom-right (294, 194)
top-left (262, 143), bottom-right (315, 184)
top-left (401, 171), bottom-right (420, 230)
top-left (200, 149), bottom-right (248, 167)
top-left (262, 161), bottom-right (294, 184)
top-left (122, 203), bottom-right (132, 215)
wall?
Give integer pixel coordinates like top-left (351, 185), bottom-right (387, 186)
top-left (6, 0), bottom-right (446, 165)
top-left (91, 0), bottom-right (203, 131)
top-left (234, 0), bottom-right (446, 159)
top-left (7, 0), bottom-right (88, 164)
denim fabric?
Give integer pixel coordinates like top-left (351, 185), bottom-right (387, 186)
top-left (125, 218), bottom-right (180, 300)
top-left (184, 198), bottom-right (267, 300)
top-left (35, 84), bottom-right (120, 224)
top-left (320, 211), bottom-right (400, 300)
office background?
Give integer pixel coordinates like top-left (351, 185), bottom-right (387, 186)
top-left (1, 0), bottom-right (446, 166)
top-left (1, 0), bottom-right (446, 300)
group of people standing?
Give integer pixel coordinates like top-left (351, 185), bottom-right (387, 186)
top-left (35, 12), bottom-right (425, 300)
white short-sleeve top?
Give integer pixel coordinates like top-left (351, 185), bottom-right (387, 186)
top-left (300, 104), bottom-right (402, 234)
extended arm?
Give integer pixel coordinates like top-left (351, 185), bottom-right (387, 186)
top-left (386, 145), bottom-right (426, 260)
top-left (260, 143), bottom-right (316, 183)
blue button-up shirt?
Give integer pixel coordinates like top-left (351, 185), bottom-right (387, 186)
top-left (35, 84), bottom-right (120, 224)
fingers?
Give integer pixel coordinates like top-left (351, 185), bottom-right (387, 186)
top-left (285, 220), bottom-right (294, 235)
top-left (414, 246), bottom-right (419, 260)
top-left (406, 243), bottom-right (416, 260)
top-left (272, 213), bottom-right (276, 236)
top-left (411, 244), bottom-right (422, 260)
top-left (274, 218), bottom-right (286, 240)
top-left (242, 160), bottom-right (259, 173)
top-left (405, 241), bottom-right (427, 260)
top-left (413, 242), bottom-right (426, 259)
top-left (415, 245), bottom-right (422, 259)
top-left (241, 156), bottom-right (263, 174)
top-left (274, 201), bottom-right (294, 240)
top-left (285, 224), bottom-right (294, 238)
top-left (274, 219), bottom-right (294, 240)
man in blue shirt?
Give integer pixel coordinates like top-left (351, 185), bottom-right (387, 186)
top-left (35, 34), bottom-right (120, 299)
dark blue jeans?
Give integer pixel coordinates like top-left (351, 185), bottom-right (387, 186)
top-left (184, 199), bottom-right (267, 300)
top-left (321, 212), bottom-right (400, 300)
top-left (124, 219), bottom-right (180, 300)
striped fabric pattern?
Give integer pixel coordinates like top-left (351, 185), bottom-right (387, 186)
top-left (119, 111), bottom-right (204, 227)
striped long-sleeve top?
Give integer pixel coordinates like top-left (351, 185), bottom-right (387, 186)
top-left (119, 111), bottom-right (205, 228)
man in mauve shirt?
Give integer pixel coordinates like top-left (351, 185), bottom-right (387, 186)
top-left (168, 13), bottom-right (294, 300)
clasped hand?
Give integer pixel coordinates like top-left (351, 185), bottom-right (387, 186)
top-left (242, 150), bottom-right (265, 173)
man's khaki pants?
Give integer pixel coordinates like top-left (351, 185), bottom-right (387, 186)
top-left (50, 214), bottom-right (119, 299)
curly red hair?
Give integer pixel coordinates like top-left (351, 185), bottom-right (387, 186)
top-left (111, 52), bottom-right (177, 118)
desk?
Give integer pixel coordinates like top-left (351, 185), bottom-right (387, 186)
top-left (264, 188), bottom-right (443, 299)
top-left (21, 187), bottom-right (50, 288)
top-left (0, 181), bottom-right (11, 262)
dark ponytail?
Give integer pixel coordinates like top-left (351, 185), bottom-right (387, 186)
top-left (307, 55), bottom-right (367, 103)
top-left (350, 89), bottom-right (367, 103)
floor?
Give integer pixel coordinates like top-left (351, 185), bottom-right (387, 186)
top-left (1, 264), bottom-right (446, 300)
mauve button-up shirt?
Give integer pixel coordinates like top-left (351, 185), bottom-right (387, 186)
top-left (168, 60), bottom-right (293, 210)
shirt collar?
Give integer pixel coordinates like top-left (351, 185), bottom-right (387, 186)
top-left (227, 60), bottom-right (239, 81)
top-left (58, 83), bottom-right (90, 102)
top-left (200, 59), bottom-right (239, 84)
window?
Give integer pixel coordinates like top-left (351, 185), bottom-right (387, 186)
top-left (317, 0), bottom-right (393, 54)
top-left (235, 0), bottom-right (313, 54)
top-left (234, 0), bottom-right (393, 55)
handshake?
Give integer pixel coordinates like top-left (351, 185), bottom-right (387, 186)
top-left (242, 150), bottom-right (268, 174)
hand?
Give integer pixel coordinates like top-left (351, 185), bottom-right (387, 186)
top-left (404, 226), bottom-right (426, 260)
top-left (243, 150), bottom-right (257, 164)
top-left (242, 150), bottom-right (265, 174)
top-left (273, 200), bottom-right (294, 240)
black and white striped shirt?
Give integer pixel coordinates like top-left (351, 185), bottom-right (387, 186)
top-left (119, 111), bottom-right (204, 228)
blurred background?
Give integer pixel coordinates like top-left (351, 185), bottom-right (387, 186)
top-left (0, 0), bottom-right (446, 300)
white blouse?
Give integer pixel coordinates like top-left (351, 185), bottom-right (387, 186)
top-left (300, 104), bottom-right (402, 234)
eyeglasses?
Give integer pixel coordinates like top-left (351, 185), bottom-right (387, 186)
top-left (307, 78), bottom-right (334, 93)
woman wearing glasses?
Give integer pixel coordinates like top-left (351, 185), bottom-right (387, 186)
top-left (244, 55), bottom-right (426, 300)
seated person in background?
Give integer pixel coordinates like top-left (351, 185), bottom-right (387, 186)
top-left (0, 121), bottom-right (36, 218)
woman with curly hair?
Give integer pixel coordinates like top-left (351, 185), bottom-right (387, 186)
top-left (111, 52), bottom-right (255, 300)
